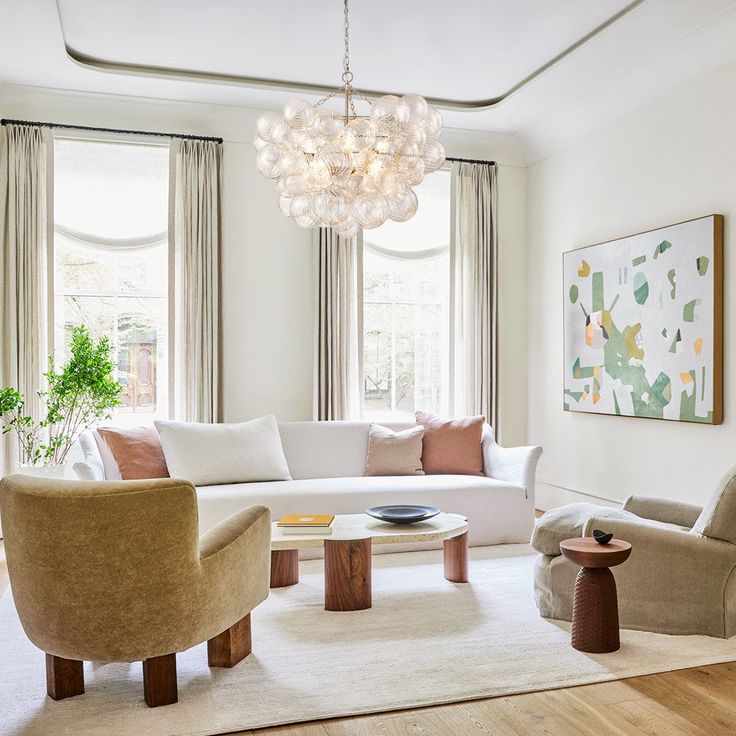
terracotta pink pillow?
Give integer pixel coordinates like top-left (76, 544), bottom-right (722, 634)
top-left (97, 425), bottom-right (170, 480)
top-left (415, 411), bottom-right (485, 476)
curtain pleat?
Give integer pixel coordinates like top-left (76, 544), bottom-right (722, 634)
top-left (0, 124), bottom-right (49, 473)
top-left (452, 162), bottom-right (499, 437)
top-left (314, 227), bottom-right (359, 420)
top-left (172, 139), bottom-right (222, 423)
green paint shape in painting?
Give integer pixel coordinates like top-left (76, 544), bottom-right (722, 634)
top-left (667, 269), bottom-right (676, 299)
top-left (632, 255), bottom-right (646, 267)
top-left (661, 327), bottom-right (668, 338)
top-left (651, 372), bottom-right (672, 407)
top-left (613, 391), bottom-right (621, 415)
top-left (572, 357), bottom-right (595, 379)
top-left (609, 293), bottom-right (620, 312)
top-left (653, 240), bottom-right (672, 259)
top-left (569, 284), bottom-right (579, 303)
top-left (701, 365), bottom-right (706, 402)
top-left (680, 370), bottom-right (711, 423)
top-left (633, 272), bottom-right (649, 305)
top-left (592, 272), bottom-right (604, 312)
top-left (669, 329), bottom-right (681, 354)
top-left (697, 256), bottom-right (710, 276)
top-left (683, 299), bottom-right (700, 322)
top-left (564, 388), bottom-right (583, 403)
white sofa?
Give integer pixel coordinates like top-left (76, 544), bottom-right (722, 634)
top-left (76, 421), bottom-right (542, 549)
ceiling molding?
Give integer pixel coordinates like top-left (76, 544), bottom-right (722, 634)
top-left (56, 0), bottom-right (647, 112)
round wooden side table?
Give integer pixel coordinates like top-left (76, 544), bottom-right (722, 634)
top-left (559, 537), bottom-right (632, 653)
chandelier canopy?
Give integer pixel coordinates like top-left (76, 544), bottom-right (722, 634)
top-left (254, 0), bottom-right (445, 238)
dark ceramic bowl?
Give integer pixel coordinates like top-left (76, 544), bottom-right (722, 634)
top-left (366, 505), bottom-right (441, 524)
top-left (593, 529), bottom-right (614, 545)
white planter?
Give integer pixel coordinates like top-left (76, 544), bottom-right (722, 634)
top-left (14, 464), bottom-right (67, 480)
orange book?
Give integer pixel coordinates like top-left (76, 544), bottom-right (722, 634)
top-left (277, 514), bottom-right (335, 527)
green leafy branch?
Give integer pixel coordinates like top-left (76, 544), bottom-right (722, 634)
top-left (0, 325), bottom-right (122, 466)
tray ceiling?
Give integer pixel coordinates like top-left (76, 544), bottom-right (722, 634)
top-left (56, 0), bottom-right (635, 107)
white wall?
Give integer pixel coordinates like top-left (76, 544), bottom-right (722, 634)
top-left (527, 63), bottom-right (736, 508)
top-left (0, 85), bottom-right (528, 440)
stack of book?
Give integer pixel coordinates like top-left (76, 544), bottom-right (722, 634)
top-left (276, 514), bottom-right (335, 535)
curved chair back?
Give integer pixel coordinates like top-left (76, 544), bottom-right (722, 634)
top-left (0, 475), bottom-right (198, 661)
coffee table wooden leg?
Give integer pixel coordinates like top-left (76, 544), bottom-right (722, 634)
top-left (324, 537), bottom-right (372, 611)
top-left (571, 566), bottom-right (620, 653)
top-left (444, 531), bottom-right (469, 583)
top-left (271, 549), bottom-right (299, 588)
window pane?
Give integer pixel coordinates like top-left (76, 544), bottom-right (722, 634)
top-left (53, 139), bottom-right (170, 421)
top-left (363, 169), bottom-right (451, 420)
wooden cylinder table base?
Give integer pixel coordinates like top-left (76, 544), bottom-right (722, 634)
top-left (560, 538), bottom-right (632, 654)
top-left (270, 549), bottom-right (299, 588)
top-left (443, 531), bottom-right (469, 583)
top-left (324, 537), bottom-right (372, 611)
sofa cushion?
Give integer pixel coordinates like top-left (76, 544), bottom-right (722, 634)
top-left (364, 424), bottom-right (425, 477)
top-left (155, 416), bottom-right (291, 486)
top-left (415, 411), bottom-right (484, 476)
top-left (195, 474), bottom-right (526, 540)
top-left (97, 425), bottom-right (169, 480)
top-left (691, 464), bottom-right (736, 543)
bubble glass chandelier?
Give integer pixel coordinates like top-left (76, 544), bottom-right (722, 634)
top-left (254, 0), bottom-right (445, 238)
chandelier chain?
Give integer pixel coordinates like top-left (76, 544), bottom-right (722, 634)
top-left (343, 0), bottom-right (350, 74)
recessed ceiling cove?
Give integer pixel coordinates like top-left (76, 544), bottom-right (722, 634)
top-left (56, 0), bottom-right (639, 109)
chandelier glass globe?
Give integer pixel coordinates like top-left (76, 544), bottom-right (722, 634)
top-left (254, 1), bottom-right (444, 238)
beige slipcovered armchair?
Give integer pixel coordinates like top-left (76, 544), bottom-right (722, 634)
top-left (0, 475), bottom-right (271, 707)
top-left (532, 466), bottom-right (736, 638)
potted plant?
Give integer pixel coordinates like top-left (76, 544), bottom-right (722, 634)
top-left (0, 325), bottom-right (121, 476)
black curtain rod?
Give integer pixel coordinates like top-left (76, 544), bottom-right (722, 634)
top-left (0, 118), bottom-right (223, 144)
top-left (445, 156), bottom-right (496, 166)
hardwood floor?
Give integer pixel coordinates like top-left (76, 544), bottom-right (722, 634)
top-left (2, 541), bottom-right (735, 735)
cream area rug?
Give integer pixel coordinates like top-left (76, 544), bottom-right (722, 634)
top-left (3, 545), bottom-right (736, 736)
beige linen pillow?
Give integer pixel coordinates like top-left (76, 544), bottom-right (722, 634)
top-left (363, 424), bottom-right (425, 476)
top-left (691, 465), bottom-right (736, 543)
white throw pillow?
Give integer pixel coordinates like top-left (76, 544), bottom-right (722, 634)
top-left (154, 416), bottom-right (292, 486)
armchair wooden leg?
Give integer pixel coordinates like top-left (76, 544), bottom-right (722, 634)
top-left (208, 613), bottom-right (252, 668)
top-left (142, 653), bottom-right (178, 707)
top-left (46, 653), bottom-right (84, 700)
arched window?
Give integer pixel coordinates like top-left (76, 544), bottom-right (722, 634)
top-left (362, 169), bottom-right (451, 420)
top-left (53, 137), bottom-right (170, 421)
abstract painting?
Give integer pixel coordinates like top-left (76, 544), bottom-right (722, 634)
top-left (563, 215), bottom-right (723, 424)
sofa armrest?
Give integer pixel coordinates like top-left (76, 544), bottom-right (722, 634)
top-left (482, 427), bottom-right (542, 500)
top-left (622, 495), bottom-right (702, 529)
top-left (582, 516), bottom-right (736, 576)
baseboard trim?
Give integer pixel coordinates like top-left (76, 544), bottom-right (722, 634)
top-left (536, 480), bottom-right (620, 511)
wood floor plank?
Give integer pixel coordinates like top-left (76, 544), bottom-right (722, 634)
top-left (323, 710), bottom-right (455, 736)
top-left (610, 699), bottom-right (715, 736)
top-left (255, 725), bottom-right (331, 736)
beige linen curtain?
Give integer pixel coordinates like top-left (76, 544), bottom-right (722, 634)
top-left (451, 161), bottom-right (499, 436)
top-left (0, 124), bottom-right (50, 472)
top-left (172, 139), bottom-right (222, 423)
top-left (313, 227), bottom-right (360, 420)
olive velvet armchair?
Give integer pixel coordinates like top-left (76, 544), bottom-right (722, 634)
top-left (0, 475), bottom-right (271, 707)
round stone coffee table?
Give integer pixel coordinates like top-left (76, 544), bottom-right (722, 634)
top-left (560, 537), bottom-right (632, 653)
top-left (271, 512), bottom-right (469, 611)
